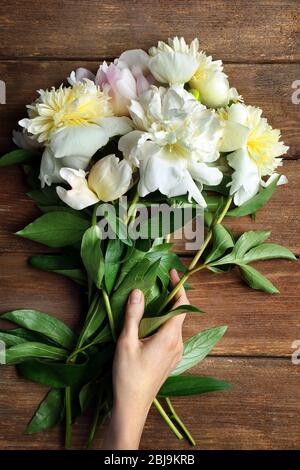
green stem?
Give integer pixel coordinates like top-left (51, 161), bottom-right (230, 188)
top-left (65, 386), bottom-right (72, 448)
top-left (92, 202), bottom-right (100, 226)
top-left (165, 398), bottom-right (196, 446)
top-left (153, 399), bottom-right (184, 441)
top-left (87, 392), bottom-right (106, 448)
top-left (125, 191), bottom-right (139, 224)
top-left (188, 196), bottom-right (232, 271)
top-left (102, 289), bottom-right (117, 342)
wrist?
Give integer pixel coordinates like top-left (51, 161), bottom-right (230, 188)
top-left (104, 402), bottom-right (148, 450)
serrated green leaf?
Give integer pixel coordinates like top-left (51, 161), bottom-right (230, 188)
top-left (205, 224), bottom-right (234, 263)
top-left (159, 375), bottom-right (231, 397)
top-left (26, 389), bottom-right (64, 435)
top-left (139, 305), bottom-right (202, 338)
top-left (81, 225), bottom-right (105, 290)
top-left (16, 212), bottom-right (89, 247)
top-left (227, 175), bottom-right (280, 217)
top-left (171, 326), bottom-right (227, 376)
top-left (1, 309), bottom-right (77, 350)
top-left (5, 342), bottom-right (68, 364)
top-left (239, 264), bottom-right (279, 293)
top-left (0, 149), bottom-right (39, 167)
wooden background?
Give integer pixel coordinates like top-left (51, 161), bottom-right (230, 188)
top-left (0, 0), bottom-right (300, 450)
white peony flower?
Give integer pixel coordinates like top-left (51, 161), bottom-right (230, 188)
top-left (56, 154), bottom-right (133, 210)
top-left (148, 37), bottom-right (199, 85)
top-left (19, 80), bottom-right (133, 184)
top-left (118, 85), bottom-right (223, 207)
top-left (189, 51), bottom-right (230, 108)
top-left (217, 103), bottom-right (289, 205)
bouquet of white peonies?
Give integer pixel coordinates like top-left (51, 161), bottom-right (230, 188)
top-left (0, 37), bottom-right (295, 448)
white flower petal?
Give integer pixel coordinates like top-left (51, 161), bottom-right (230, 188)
top-left (189, 162), bottom-right (223, 186)
top-left (148, 52), bottom-right (198, 84)
top-left (138, 152), bottom-right (185, 196)
top-left (13, 129), bottom-right (42, 151)
top-left (219, 121), bottom-right (250, 152)
top-left (166, 171), bottom-right (207, 207)
top-left (95, 116), bottom-right (133, 138)
top-left (118, 49), bottom-right (150, 75)
top-left (261, 173), bottom-right (288, 187)
top-left (227, 148), bottom-right (260, 205)
top-left (118, 130), bottom-right (146, 165)
top-left (39, 147), bottom-right (64, 187)
top-left (50, 124), bottom-right (109, 159)
top-left (56, 167), bottom-right (99, 210)
top-left (88, 154), bottom-right (133, 202)
top-left (227, 103), bottom-right (248, 125)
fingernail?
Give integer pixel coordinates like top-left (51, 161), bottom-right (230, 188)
top-left (129, 289), bottom-right (142, 304)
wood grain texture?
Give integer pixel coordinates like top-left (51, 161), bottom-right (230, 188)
top-left (1, 358), bottom-right (299, 449)
top-left (0, 0), bottom-right (299, 62)
top-left (0, 0), bottom-right (299, 451)
top-left (1, 160), bottom-right (299, 254)
top-left (0, 253), bottom-right (298, 356)
top-left (0, 61), bottom-right (299, 155)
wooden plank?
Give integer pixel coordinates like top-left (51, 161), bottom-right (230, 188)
top-left (0, 252), bottom-right (299, 357)
top-left (1, 160), bottom-right (299, 255)
top-left (0, 1), bottom-right (299, 62)
top-left (0, 61), bottom-right (299, 155)
top-left (0, 358), bottom-right (299, 449)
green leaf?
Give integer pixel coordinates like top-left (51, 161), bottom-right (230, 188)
top-left (232, 230), bottom-right (271, 258)
top-left (27, 187), bottom-right (62, 206)
top-left (137, 204), bottom-right (197, 239)
top-left (79, 382), bottom-right (96, 412)
top-left (203, 175), bottom-right (231, 196)
top-left (113, 246), bottom-right (145, 290)
top-left (105, 239), bottom-right (124, 294)
top-left (0, 331), bottom-right (28, 347)
top-left (110, 258), bottom-right (161, 332)
top-left (29, 253), bottom-right (86, 285)
top-left (239, 264), bottom-right (279, 294)
top-left (205, 224), bottom-right (234, 263)
top-left (0, 149), bottom-right (39, 167)
top-left (81, 225), bottom-right (105, 290)
top-left (139, 305), bottom-right (202, 338)
top-left (172, 326), bottom-right (227, 376)
top-left (1, 309), bottom-right (77, 350)
top-left (26, 389), bottom-right (64, 434)
top-left (227, 175), bottom-right (280, 217)
top-left (91, 324), bottom-right (112, 344)
top-left (242, 243), bottom-right (296, 263)
top-left (79, 298), bottom-right (107, 346)
top-left (18, 356), bottom-right (89, 387)
top-left (159, 375), bottom-right (231, 397)
top-left (16, 212), bottom-right (89, 248)
top-left (145, 244), bottom-right (187, 288)
top-left (5, 342), bottom-right (68, 364)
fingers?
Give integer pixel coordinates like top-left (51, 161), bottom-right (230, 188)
top-left (156, 269), bottom-right (189, 339)
top-left (120, 289), bottom-right (144, 342)
top-left (169, 268), bottom-right (189, 307)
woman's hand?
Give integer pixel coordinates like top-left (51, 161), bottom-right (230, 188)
top-left (102, 269), bottom-right (189, 450)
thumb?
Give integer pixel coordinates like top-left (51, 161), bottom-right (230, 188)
top-left (121, 289), bottom-right (145, 341)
